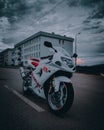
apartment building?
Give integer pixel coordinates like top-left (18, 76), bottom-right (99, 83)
top-left (12, 31), bottom-right (74, 66)
top-left (0, 48), bottom-right (13, 66)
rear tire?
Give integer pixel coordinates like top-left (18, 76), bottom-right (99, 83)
top-left (22, 80), bottom-right (30, 95)
top-left (45, 82), bottom-right (74, 115)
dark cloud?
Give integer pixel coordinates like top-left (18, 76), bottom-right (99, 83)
top-left (48, 0), bottom-right (56, 4)
top-left (83, 19), bottom-right (91, 24)
top-left (82, 19), bottom-right (104, 34)
top-left (94, 42), bottom-right (104, 54)
top-left (0, 0), bottom-right (27, 16)
top-left (0, 0), bottom-right (29, 23)
top-left (83, 25), bottom-right (100, 31)
top-left (66, 0), bottom-right (104, 21)
top-left (0, 0), bottom-right (60, 24)
top-left (82, 1), bottom-right (104, 35)
top-left (82, 0), bottom-right (104, 20)
top-left (66, 0), bottom-right (78, 6)
top-left (0, 0), bottom-right (5, 17)
top-left (88, 9), bottom-right (104, 19)
top-left (2, 37), bottom-right (14, 44)
top-left (96, 29), bottom-right (104, 33)
top-left (79, 0), bottom-right (104, 6)
top-left (66, 0), bottom-right (104, 7)
top-left (0, 0), bottom-right (61, 45)
top-left (0, 0), bottom-right (104, 65)
top-left (29, 0), bottom-right (52, 12)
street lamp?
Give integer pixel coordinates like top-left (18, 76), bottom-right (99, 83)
top-left (74, 32), bottom-right (81, 67)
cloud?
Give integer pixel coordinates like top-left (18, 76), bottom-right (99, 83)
top-left (82, 20), bottom-right (104, 35)
top-left (0, 0), bottom-right (28, 19)
top-left (79, 0), bottom-right (103, 6)
top-left (0, 0), bottom-right (104, 66)
top-left (0, 41), bottom-right (13, 51)
top-left (66, 0), bottom-right (104, 7)
top-left (0, 17), bottom-right (11, 44)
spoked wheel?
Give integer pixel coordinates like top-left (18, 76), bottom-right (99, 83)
top-left (46, 82), bottom-right (74, 115)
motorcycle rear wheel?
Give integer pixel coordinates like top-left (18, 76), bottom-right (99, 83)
top-left (22, 80), bottom-right (30, 95)
top-left (45, 82), bottom-right (74, 115)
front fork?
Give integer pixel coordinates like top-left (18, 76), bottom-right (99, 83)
top-left (52, 76), bottom-right (71, 92)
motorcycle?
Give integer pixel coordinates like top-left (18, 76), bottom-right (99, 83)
top-left (20, 41), bottom-right (76, 115)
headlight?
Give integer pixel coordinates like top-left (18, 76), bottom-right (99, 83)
top-left (61, 57), bottom-right (74, 68)
top-left (55, 61), bottom-right (62, 66)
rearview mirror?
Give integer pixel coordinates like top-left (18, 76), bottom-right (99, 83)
top-left (73, 53), bottom-right (78, 58)
top-left (44, 41), bottom-right (52, 48)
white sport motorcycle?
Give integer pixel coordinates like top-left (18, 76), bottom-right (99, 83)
top-left (20, 41), bottom-right (77, 115)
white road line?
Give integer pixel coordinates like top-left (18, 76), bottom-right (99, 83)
top-left (4, 85), bottom-right (45, 112)
top-left (100, 73), bottom-right (104, 77)
top-left (4, 85), bottom-right (9, 89)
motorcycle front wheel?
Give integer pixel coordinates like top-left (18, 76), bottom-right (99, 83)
top-left (45, 82), bottom-right (74, 115)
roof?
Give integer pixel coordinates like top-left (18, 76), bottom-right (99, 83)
top-left (15, 31), bottom-right (74, 47)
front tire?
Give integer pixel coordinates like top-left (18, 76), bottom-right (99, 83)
top-left (45, 82), bottom-right (74, 115)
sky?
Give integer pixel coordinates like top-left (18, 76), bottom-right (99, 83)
top-left (0, 0), bottom-right (104, 66)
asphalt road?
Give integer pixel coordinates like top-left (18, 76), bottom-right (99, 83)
top-left (0, 68), bottom-right (104, 130)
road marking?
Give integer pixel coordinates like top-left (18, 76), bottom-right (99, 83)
top-left (100, 73), bottom-right (104, 77)
top-left (4, 85), bottom-right (45, 112)
top-left (4, 85), bottom-right (9, 89)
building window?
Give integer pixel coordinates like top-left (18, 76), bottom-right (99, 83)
top-left (62, 40), bottom-right (64, 44)
top-left (39, 44), bottom-right (40, 50)
top-left (59, 39), bottom-right (61, 44)
top-left (34, 53), bottom-right (35, 57)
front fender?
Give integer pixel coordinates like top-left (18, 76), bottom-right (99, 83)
top-left (55, 76), bottom-right (71, 83)
top-left (53, 76), bottom-right (71, 92)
